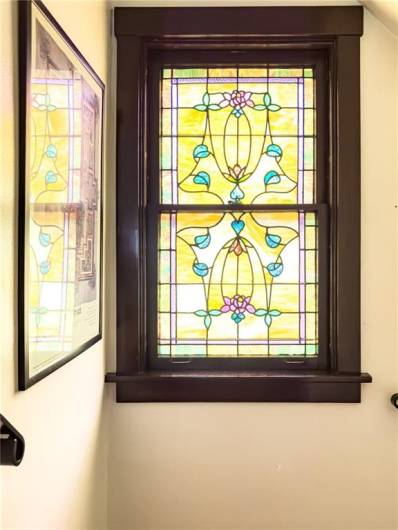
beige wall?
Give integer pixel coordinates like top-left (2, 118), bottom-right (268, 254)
top-left (1, 2), bottom-right (397, 530)
top-left (0, 1), bottom-right (110, 529)
top-left (107, 7), bottom-right (398, 530)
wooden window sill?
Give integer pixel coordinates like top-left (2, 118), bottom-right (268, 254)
top-left (105, 371), bottom-right (372, 403)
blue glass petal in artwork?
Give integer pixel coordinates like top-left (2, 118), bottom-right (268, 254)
top-left (264, 170), bottom-right (281, 185)
top-left (193, 144), bottom-right (209, 159)
top-left (194, 233), bottom-right (211, 249)
top-left (231, 220), bottom-right (245, 235)
top-left (39, 232), bottom-right (51, 247)
top-left (193, 262), bottom-right (208, 277)
top-left (254, 309), bottom-right (267, 316)
top-left (194, 310), bottom-right (208, 317)
top-left (267, 104), bottom-right (281, 112)
top-left (266, 144), bottom-right (282, 158)
top-left (193, 171), bottom-right (210, 187)
top-left (39, 261), bottom-right (51, 274)
top-left (46, 144), bottom-right (57, 158)
top-left (230, 185), bottom-right (245, 202)
top-left (265, 233), bottom-right (281, 248)
top-left (204, 315), bottom-right (212, 329)
top-left (266, 262), bottom-right (284, 277)
top-left (194, 104), bottom-right (207, 111)
top-left (45, 171), bottom-right (57, 184)
top-left (203, 92), bottom-right (210, 105)
top-left (209, 310), bottom-right (222, 316)
top-left (265, 314), bottom-right (272, 327)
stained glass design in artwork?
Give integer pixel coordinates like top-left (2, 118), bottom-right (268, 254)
top-left (157, 67), bottom-right (318, 357)
top-left (27, 17), bottom-right (101, 375)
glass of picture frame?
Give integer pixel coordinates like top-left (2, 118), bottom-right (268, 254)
top-left (18, 0), bottom-right (104, 389)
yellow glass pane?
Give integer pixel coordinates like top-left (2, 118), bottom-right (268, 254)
top-left (160, 66), bottom-right (315, 204)
top-left (157, 211), bottom-right (319, 357)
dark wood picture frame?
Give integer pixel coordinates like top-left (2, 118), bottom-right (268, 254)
top-left (106, 6), bottom-right (372, 402)
top-left (18, 0), bottom-right (105, 389)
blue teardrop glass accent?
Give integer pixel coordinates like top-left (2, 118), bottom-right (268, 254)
top-left (193, 171), bottom-right (210, 187)
top-left (194, 233), bottom-right (211, 249)
top-left (193, 144), bottom-right (209, 159)
top-left (265, 234), bottom-right (281, 248)
top-left (230, 185), bottom-right (245, 202)
top-left (46, 144), bottom-right (57, 158)
top-left (39, 232), bottom-right (51, 247)
top-left (266, 262), bottom-right (283, 277)
top-left (231, 220), bottom-right (245, 235)
top-left (264, 170), bottom-right (281, 185)
top-left (266, 144), bottom-right (282, 158)
top-left (39, 261), bottom-right (51, 274)
top-left (193, 262), bottom-right (208, 277)
top-left (45, 171), bottom-right (57, 184)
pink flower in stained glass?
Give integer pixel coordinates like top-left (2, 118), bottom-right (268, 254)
top-left (220, 295), bottom-right (255, 323)
top-left (219, 90), bottom-right (255, 115)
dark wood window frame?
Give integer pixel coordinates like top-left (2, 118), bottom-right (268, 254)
top-left (106, 6), bottom-right (372, 402)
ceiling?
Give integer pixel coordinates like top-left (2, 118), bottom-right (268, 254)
top-left (360, 0), bottom-right (398, 36)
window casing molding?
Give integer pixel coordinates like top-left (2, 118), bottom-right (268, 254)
top-left (106, 6), bottom-right (372, 402)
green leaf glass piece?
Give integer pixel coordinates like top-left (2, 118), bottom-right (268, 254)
top-left (253, 104), bottom-right (266, 111)
top-left (194, 104), bottom-right (207, 111)
top-left (193, 262), bottom-right (209, 277)
top-left (267, 262), bottom-right (284, 277)
top-left (195, 310), bottom-right (208, 317)
top-left (208, 104), bottom-right (221, 110)
top-left (193, 144), bottom-right (210, 159)
top-left (204, 314), bottom-right (212, 329)
top-left (209, 310), bottom-right (222, 316)
top-left (264, 170), bottom-right (281, 185)
top-left (194, 233), bottom-right (211, 249)
top-left (193, 171), bottom-right (210, 187)
top-left (268, 104), bottom-right (281, 112)
top-left (203, 92), bottom-right (210, 105)
top-left (254, 309), bottom-right (267, 316)
top-left (265, 233), bottom-right (281, 248)
top-left (265, 314), bottom-right (272, 327)
top-left (263, 93), bottom-right (271, 107)
top-left (269, 309), bottom-right (281, 317)
top-left (266, 144), bottom-right (282, 158)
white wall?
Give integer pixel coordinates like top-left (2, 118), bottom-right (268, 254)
top-left (0, 1), bottom-right (110, 529)
top-left (1, 2), bottom-right (397, 530)
top-left (107, 7), bottom-right (398, 530)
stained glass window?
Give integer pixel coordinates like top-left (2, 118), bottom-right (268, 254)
top-left (157, 66), bottom-right (318, 358)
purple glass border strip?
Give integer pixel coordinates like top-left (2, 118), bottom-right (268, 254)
top-left (171, 83), bottom-right (178, 202)
top-left (299, 212), bottom-right (306, 344)
top-left (170, 213), bottom-right (177, 344)
top-left (171, 77), bottom-right (305, 84)
top-left (32, 78), bottom-right (72, 85)
top-left (158, 339), bottom-right (318, 346)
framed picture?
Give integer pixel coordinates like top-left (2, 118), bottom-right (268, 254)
top-left (18, 0), bottom-right (104, 389)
